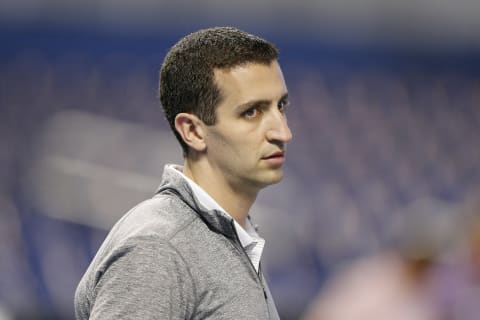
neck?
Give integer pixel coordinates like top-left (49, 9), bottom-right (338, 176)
top-left (183, 160), bottom-right (257, 228)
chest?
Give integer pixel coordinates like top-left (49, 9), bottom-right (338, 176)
top-left (174, 226), bottom-right (274, 319)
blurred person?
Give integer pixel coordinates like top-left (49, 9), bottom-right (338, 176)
top-left (429, 197), bottom-right (480, 320)
top-left (302, 252), bottom-right (440, 320)
top-left (75, 26), bottom-right (291, 319)
top-left (302, 206), bottom-right (448, 320)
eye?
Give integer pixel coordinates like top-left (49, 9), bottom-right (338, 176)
top-left (243, 107), bottom-right (259, 119)
top-left (278, 99), bottom-right (289, 113)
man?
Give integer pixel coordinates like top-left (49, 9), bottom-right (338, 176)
top-left (75, 26), bottom-right (292, 319)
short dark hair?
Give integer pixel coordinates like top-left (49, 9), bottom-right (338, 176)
top-left (159, 26), bottom-right (279, 155)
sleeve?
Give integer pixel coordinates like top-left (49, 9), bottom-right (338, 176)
top-left (89, 237), bottom-right (196, 320)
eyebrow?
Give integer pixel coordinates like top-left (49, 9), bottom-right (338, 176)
top-left (235, 93), bottom-right (289, 111)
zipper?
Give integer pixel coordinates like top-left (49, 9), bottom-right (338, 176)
top-left (229, 220), bottom-right (269, 305)
top-left (258, 263), bottom-right (268, 300)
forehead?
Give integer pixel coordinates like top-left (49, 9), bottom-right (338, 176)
top-left (213, 61), bottom-right (287, 103)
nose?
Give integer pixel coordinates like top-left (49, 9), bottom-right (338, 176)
top-left (265, 109), bottom-right (293, 144)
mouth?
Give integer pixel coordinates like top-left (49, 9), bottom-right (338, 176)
top-left (263, 151), bottom-right (285, 159)
top-left (261, 151), bottom-right (286, 165)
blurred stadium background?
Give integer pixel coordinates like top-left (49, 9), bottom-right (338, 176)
top-left (2, 1), bottom-right (480, 319)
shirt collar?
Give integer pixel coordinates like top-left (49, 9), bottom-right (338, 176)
top-left (170, 164), bottom-right (258, 248)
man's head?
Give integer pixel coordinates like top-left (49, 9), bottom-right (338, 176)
top-left (159, 27), bottom-right (279, 155)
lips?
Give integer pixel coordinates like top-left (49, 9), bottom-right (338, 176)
top-left (261, 151), bottom-right (286, 167)
top-left (262, 151), bottom-right (285, 160)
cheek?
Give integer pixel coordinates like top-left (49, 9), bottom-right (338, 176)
top-left (207, 130), bottom-right (241, 159)
top-left (207, 125), bottom-right (262, 159)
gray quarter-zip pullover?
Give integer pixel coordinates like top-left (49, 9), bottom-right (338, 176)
top-left (74, 165), bottom-right (280, 319)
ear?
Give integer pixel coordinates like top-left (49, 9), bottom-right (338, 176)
top-left (174, 113), bottom-right (207, 152)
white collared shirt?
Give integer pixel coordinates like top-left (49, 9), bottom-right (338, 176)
top-left (171, 165), bottom-right (265, 272)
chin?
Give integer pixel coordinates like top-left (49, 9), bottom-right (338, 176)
top-left (258, 171), bottom-right (284, 187)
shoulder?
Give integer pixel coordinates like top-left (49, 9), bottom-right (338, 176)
top-left (76, 234), bottom-right (196, 320)
top-left (110, 193), bottom-right (198, 242)
top-left (75, 193), bottom-right (203, 319)
top-left (83, 193), bottom-right (200, 286)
